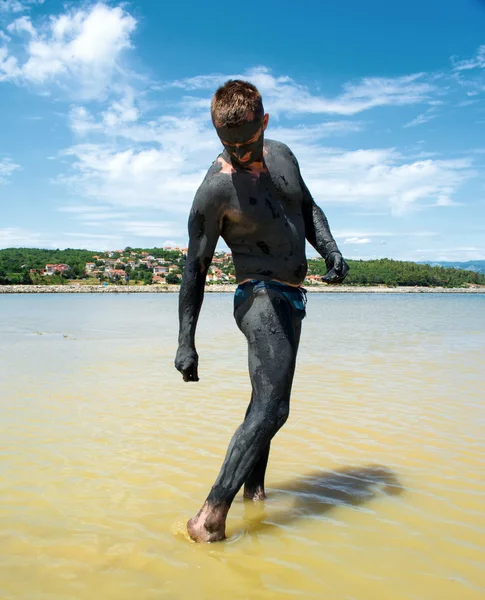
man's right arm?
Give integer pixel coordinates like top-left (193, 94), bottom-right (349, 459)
top-left (175, 178), bottom-right (224, 382)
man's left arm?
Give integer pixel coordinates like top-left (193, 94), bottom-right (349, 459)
top-left (299, 173), bottom-right (349, 284)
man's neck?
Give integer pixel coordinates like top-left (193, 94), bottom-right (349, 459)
top-left (241, 158), bottom-right (267, 177)
top-left (220, 150), bottom-right (268, 177)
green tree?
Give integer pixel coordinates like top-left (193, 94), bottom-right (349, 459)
top-left (166, 273), bottom-right (181, 284)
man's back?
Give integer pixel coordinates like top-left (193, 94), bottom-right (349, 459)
top-left (200, 139), bottom-right (308, 286)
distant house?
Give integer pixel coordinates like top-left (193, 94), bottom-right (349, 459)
top-left (106, 269), bottom-right (127, 280)
top-left (153, 266), bottom-right (168, 275)
top-left (152, 275), bottom-right (166, 284)
top-left (207, 268), bottom-right (223, 281)
top-left (305, 275), bottom-right (322, 285)
top-left (209, 265), bottom-right (223, 274)
top-left (45, 263), bottom-right (71, 275)
top-left (85, 262), bottom-right (96, 273)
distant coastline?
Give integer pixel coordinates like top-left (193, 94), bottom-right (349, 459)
top-left (1, 284), bottom-right (484, 294)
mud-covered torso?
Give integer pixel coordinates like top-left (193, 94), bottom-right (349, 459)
top-left (208, 139), bottom-right (308, 286)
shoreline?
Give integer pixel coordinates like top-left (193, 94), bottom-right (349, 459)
top-left (1, 284), bottom-right (484, 294)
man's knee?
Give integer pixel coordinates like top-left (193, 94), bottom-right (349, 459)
top-left (253, 399), bottom-right (290, 436)
top-left (275, 401), bottom-right (290, 430)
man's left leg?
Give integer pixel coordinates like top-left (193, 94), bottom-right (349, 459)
top-left (243, 321), bottom-right (302, 501)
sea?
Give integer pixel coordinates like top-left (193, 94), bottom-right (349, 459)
top-left (0, 292), bottom-right (484, 600)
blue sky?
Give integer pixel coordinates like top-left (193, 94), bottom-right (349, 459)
top-left (1, 0), bottom-right (485, 261)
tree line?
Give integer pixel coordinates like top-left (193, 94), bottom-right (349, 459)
top-left (308, 258), bottom-right (485, 287)
top-left (1, 247), bottom-right (484, 287)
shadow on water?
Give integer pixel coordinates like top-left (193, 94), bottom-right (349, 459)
top-left (241, 464), bottom-right (404, 535)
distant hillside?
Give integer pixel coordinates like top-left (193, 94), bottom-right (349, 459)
top-left (420, 261), bottom-right (485, 275)
top-left (308, 258), bottom-right (485, 287)
top-left (1, 248), bottom-right (485, 287)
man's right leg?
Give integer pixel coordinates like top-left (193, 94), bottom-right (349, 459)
top-left (187, 287), bottom-right (299, 542)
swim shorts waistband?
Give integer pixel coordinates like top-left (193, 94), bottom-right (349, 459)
top-left (234, 279), bottom-right (307, 320)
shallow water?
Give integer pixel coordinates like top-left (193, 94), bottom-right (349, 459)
top-left (0, 293), bottom-right (484, 599)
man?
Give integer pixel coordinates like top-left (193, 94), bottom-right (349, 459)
top-left (175, 80), bottom-right (349, 542)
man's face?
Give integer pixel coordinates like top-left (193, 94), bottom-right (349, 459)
top-left (216, 114), bottom-right (268, 166)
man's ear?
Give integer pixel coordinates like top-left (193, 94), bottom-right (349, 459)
top-left (263, 113), bottom-right (269, 131)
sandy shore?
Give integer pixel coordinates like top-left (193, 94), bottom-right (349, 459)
top-left (1, 284), bottom-right (484, 294)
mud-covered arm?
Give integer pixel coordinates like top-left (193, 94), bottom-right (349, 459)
top-left (297, 162), bottom-right (349, 284)
top-left (175, 180), bottom-right (224, 381)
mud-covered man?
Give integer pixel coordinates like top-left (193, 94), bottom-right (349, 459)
top-left (175, 80), bottom-right (349, 542)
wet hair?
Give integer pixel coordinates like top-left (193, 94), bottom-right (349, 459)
top-left (211, 80), bottom-right (264, 128)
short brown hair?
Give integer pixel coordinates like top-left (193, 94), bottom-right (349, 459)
top-left (211, 80), bottom-right (264, 128)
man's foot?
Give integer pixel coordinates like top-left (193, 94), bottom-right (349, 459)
top-left (187, 502), bottom-right (228, 543)
top-left (243, 485), bottom-right (267, 501)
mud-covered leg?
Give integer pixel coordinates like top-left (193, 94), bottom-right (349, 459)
top-left (187, 288), bottom-right (299, 542)
top-left (243, 320), bottom-right (302, 501)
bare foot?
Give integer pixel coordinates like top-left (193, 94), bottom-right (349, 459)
top-left (187, 502), bottom-right (228, 543)
top-left (243, 485), bottom-right (267, 501)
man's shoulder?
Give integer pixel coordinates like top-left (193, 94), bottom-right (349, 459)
top-left (265, 139), bottom-right (299, 165)
top-left (265, 138), bottom-right (292, 154)
top-left (194, 158), bottom-right (232, 204)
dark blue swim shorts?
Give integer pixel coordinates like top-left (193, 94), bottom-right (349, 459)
top-left (234, 279), bottom-right (307, 320)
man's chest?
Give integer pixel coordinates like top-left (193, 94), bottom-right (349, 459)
top-left (228, 167), bottom-right (302, 219)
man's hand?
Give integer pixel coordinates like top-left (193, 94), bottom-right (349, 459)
top-left (175, 344), bottom-right (199, 382)
top-left (322, 252), bottom-right (350, 284)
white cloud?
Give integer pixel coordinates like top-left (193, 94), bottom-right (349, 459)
top-left (0, 226), bottom-right (41, 247)
top-left (404, 108), bottom-right (438, 128)
top-left (62, 232), bottom-right (119, 239)
top-left (0, 157), bottom-right (20, 182)
top-left (343, 237), bottom-right (372, 244)
top-left (411, 246), bottom-right (485, 262)
top-left (0, 45), bottom-right (19, 78)
top-left (58, 142), bottom-right (209, 212)
top-left (269, 121), bottom-right (364, 142)
top-left (50, 60), bottom-right (478, 246)
top-left (0, 0), bottom-right (43, 13)
top-left (292, 146), bottom-right (475, 215)
top-left (450, 45), bottom-right (485, 98)
top-left (0, 3), bottom-right (136, 99)
top-left (452, 45), bottom-right (485, 72)
top-left (120, 221), bottom-right (184, 238)
top-left (58, 133), bottom-right (475, 221)
top-left (102, 86), bottom-right (139, 126)
top-left (60, 105), bottom-right (224, 213)
top-left (0, 226), bottom-right (121, 250)
top-left (335, 230), bottom-right (437, 239)
top-left (173, 66), bottom-right (436, 116)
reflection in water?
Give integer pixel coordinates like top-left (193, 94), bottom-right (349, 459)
top-left (0, 293), bottom-right (484, 600)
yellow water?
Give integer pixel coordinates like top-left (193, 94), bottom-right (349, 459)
top-left (0, 293), bottom-right (484, 599)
